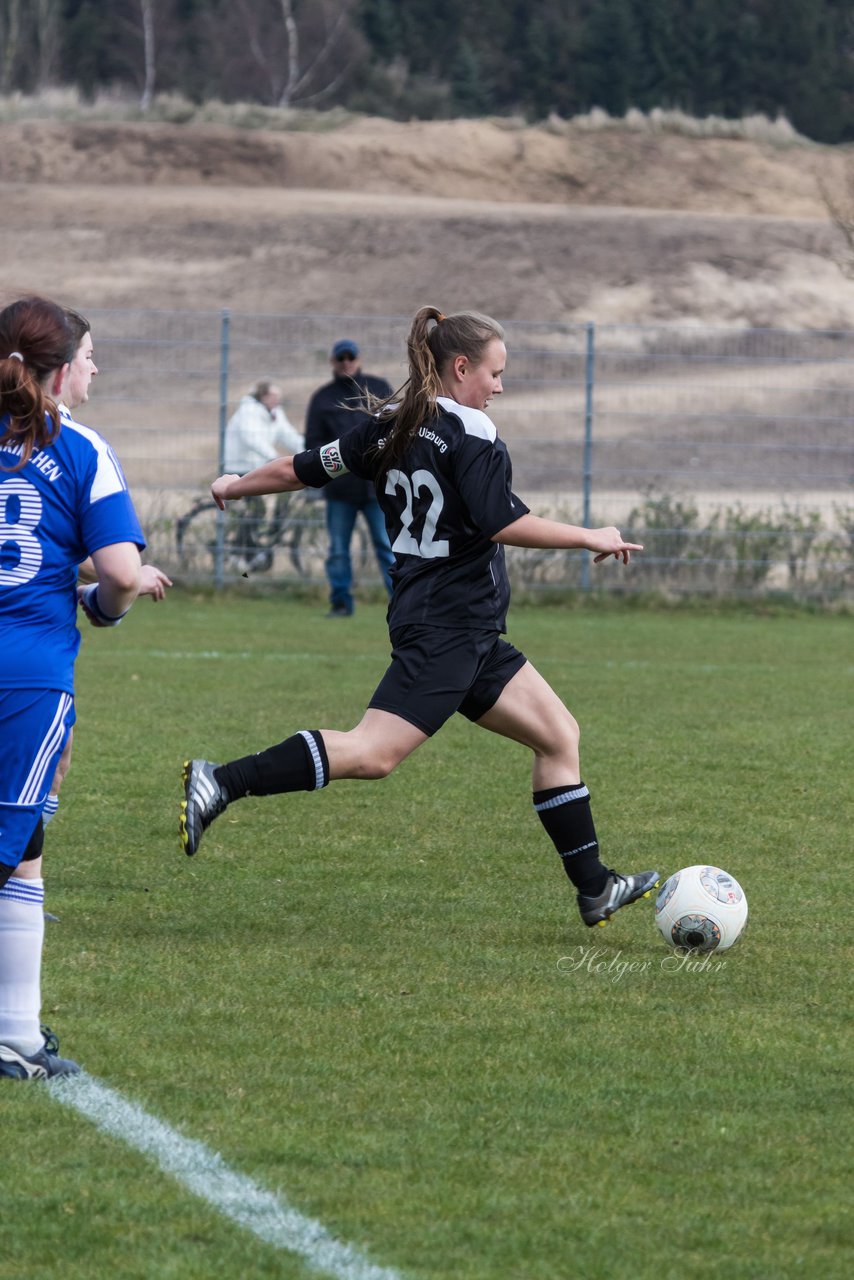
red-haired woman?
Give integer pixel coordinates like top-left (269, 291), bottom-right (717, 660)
top-left (0, 296), bottom-right (145, 1079)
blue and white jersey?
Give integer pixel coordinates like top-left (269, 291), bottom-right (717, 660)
top-left (293, 397), bottom-right (529, 632)
top-left (0, 407), bottom-right (145, 692)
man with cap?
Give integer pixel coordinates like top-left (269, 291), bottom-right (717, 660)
top-left (304, 339), bottom-right (394, 617)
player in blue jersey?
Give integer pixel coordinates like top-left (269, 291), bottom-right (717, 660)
top-left (41, 307), bottom-right (172, 831)
top-left (181, 307), bottom-right (658, 930)
top-left (0, 296), bottom-right (146, 1080)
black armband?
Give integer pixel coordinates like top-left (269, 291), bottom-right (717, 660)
top-left (293, 444), bottom-right (347, 488)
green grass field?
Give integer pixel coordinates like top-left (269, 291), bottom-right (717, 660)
top-left (1, 595), bottom-right (851, 1280)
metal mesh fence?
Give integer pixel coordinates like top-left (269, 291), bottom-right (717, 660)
top-left (78, 310), bottom-right (854, 600)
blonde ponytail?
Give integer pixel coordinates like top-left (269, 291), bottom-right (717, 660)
top-left (371, 306), bottom-right (504, 479)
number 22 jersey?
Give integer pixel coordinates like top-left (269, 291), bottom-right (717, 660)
top-left (293, 396), bottom-right (529, 632)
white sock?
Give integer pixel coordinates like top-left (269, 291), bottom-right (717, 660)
top-left (42, 795), bottom-right (60, 827)
top-left (0, 877), bottom-right (45, 1055)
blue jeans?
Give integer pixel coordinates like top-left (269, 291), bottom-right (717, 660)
top-left (326, 497), bottom-right (394, 612)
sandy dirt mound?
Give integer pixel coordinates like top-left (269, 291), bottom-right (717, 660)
top-left (1, 117), bottom-right (852, 326)
top-left (0, 116), bottom-right (839, 215)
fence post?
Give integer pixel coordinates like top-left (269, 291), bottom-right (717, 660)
top-left (581, 320), bottom-right (595, 593)
top-left (213, 308), bottom-right (231, 590)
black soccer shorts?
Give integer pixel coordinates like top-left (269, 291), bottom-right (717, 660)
top-left (368, 625), bottom-right (527, 736)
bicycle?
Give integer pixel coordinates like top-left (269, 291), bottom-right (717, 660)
top-left (175, 488), bottom-right (368, 579)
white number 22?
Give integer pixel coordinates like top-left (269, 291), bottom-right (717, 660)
top-left (385, 468), bottom-right (449, 559)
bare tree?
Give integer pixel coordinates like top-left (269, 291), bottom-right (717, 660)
top-left (235, 0), bottom-right (359, 108)
top-left (114, 0), bottom-right (158, 110)
top-left (34, 0), bottom-right (61, 91)
top-left (276, 0), bottom-right (353, 108)
top-left (0, 0), bottom-right (23, 94)
top-left (139, 0), bottom-right (156, 111)
top-left (280, 0), bottom-right (299, 106)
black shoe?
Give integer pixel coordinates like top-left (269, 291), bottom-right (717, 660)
top-left (0, 1026), bottom-right (80, 1080)
top-left (326, 604), bottom-right (353, 618)
top-left (577, 869), bottom-right (660, 927)
top-left (180, 759), bottom-right (228, 856)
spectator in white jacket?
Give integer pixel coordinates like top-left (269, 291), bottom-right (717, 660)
top-left (224, 380), bottom-right (303, 474)
top-left (222, 381), bottom-right (305, 571)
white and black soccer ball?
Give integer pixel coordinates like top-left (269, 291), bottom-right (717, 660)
top-left (654, 865), bottom-right (748, 952)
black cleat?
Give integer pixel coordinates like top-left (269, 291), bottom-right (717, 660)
top-left (0, 1026), bottom-right (80, 1080)
top-left (577, 869), bottom-right (660, 928)
top-left (180, 759), bottom-right (228, 856)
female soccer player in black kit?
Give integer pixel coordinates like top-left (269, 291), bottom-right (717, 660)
top-left (181, 307), bottom-right (658, 927)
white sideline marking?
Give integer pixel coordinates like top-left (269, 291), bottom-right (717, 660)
top-left (47, 1073), bottom-right (403, 1280)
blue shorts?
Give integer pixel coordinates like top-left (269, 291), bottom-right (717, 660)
top-left (0, 690), bottom-right (75, 870)
top-left (369, 626), bottom-right (527, 737)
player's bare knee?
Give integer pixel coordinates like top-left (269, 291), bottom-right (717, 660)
top-left (548, 711), bottom-right (580, 757)
top-left (535, 714), bottom-right (580, 774)
top-left (361, 750), bottom-right (399, 780)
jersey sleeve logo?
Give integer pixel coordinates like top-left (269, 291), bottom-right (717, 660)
top-left (319, 441), bottom-right (349, 478)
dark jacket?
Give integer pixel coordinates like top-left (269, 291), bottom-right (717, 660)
top-left (304, 369), bottom-right (392, 505)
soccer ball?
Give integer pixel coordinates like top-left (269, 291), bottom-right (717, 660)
top-left (654, 865), bottom-right (748, 952)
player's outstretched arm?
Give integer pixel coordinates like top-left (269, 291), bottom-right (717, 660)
top-left (211, 456), bottom-right (305, 509)
top-left (492, 513), bottom-right (643, 564)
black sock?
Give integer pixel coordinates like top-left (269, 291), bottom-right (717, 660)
top-left (533, 782), bottom-right (609, 896)
top-left (215, 730), bottom-right (329, 798)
